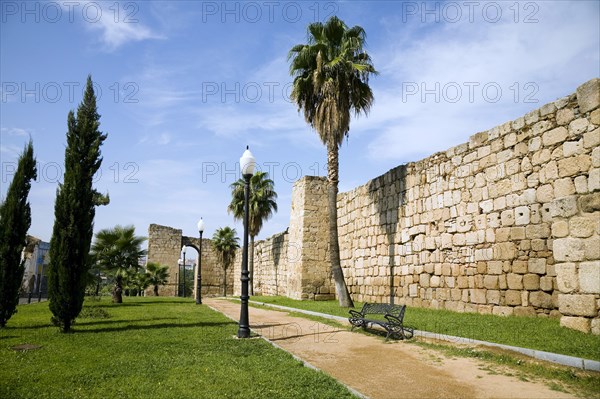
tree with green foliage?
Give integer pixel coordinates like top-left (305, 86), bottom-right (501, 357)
top-left (48, 76), bottom-right (109, 332)
top-left (0, 141), bottom-right (37, 327)
top-left (145, 262), bottom-right (169, 296)
top-left (288, 16), bottom-right (377, 307)
top-left (211, 227), bottom-right (239, 296)
top-left (91, 225), bottom-right (146, 303)
top-left (228, 171), bottom-right (277, 295)
top-left (124, 269), bottom-right (149, 296)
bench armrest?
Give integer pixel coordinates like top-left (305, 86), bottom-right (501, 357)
top-left (349, 309), bottom-right (364, 318)
top-left (384, 313), bottom-right (403, 325)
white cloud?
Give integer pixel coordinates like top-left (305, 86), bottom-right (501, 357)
top-left (362, 1), bottom-right (599, 163)
top-left (65, 1), bottom-right (164, 51)
top-left (1, 127), bottom-right (31, 137)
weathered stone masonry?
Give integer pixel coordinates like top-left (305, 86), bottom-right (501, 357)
top-left (243, 78), bottom-right (600, 334)
top-left (149, 78), bottom-right (599, 334)
top-left (146, 224), bottom-right (234, 297)
top-left (335, 79), bottom-right (599, 334)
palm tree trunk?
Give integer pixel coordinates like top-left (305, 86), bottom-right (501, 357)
top-left (154, 285), bottom-right (159, 296)
top-left (113, 275), bottom-right (123, 303)
top-left (327, 140), bottom-right (354, 307)
top-left (249, 236), bottom-right (255, 296)
top-left (222, 264), bottom-right (227, 297)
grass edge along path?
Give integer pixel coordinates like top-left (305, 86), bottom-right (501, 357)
top-left (233, 298), bottom-right (600, 398)
top-left (250, 296), bottom-right (600, 363)
top-left (0, 298), bottom-right (358, 399)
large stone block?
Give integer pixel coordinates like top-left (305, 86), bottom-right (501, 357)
top-left (593, 147), bottom-right (600, 168)
top-left (470, 289), bottom-right (487, 304)
top-left (560, 316), bottom-right (591, 333)
top-left (563, 140), bottom-right (583, 157)
top-left (514, 306), bottom-right (537, 317)
top-left (558, 155), bottom-right (591, 178)
top-left (493, 306), bottom-right (514, 316)
top-left (576, 78), bottom-right (600, 114)
top-left (550, 196), bottom-right (579, 218)
top-left (493, 242), bottom-right (516, 260)
top-left (540, 276), bottom-right (554, 292)
top-left (528, 258), bottom-right (546, 274)
top-left (525, 223), bottom-right (550, 239)
top-left (483, 275), bottom-right (499, 290)
top-left (554, 178), bottom-right (576, 198)
top-left (553, 238), bottom-right (585, 262)
top-left (569, 118), bottom-right (590, 136)
top-left (569, 216), bottom-right (596, 238)
top-left (558, 294), bottom-right (597, 317)
top-left (556, 263), bottom-right (578, 293)
top-left (507, 273), bottom-right (523, 290)
top-left (536, 184), bottom-right (555, 203)
top-left (523, 274), bottom-right (540, 291)
top-left (592, 318), bottom-right (600, 335)
top-left (529, 291), bottom-right (553, 309)
top-left (584, 128), bottom-right (600, 149)
top-left (512, 260), bottom-right (528, 274)
top-left (579, 261), bottom-right (600, 294)
top-left (487, 290), bottom-right (500, 305)
top-left (551, 220), bottom-right (569, 238)
top-left (584, 237), bottom-right (600, 260)
top-left (542, 126), bottom-right (568, 147)
top-left (579, 193), bottom-right (600, 213)
top-left (589, 168), bottom-right (600, 192)
top-left (505, 290), bottom-right (522, 305)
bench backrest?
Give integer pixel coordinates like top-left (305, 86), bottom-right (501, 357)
top-left (360, 303), bottom-right (405, 318)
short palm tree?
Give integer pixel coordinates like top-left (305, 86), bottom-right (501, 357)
top-left (124, 269), bottom-right (149, 296)
top-left (211, 227), bottom-right (240, 296)
top-left (91, 225), bottom-right (146, 303)
top-left (146, 262), bottom-right (169, 296)
top-left (288, 16), bottom-right (377, 307)
top-left (228, 171), bottom-right (277, 295)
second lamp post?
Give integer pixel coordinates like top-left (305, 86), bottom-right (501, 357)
top-left (196, 218), bottom-right (204, 305)
top-left (181, 245), bottom-right (187, 297)
top-left (238, 146), bottom-right (255, 338)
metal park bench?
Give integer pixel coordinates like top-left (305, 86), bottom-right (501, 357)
top-left (348, 303), bottom-right (414, 340)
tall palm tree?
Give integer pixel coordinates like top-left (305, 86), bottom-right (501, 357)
top-left (91, 225), bottom-right (146, 303)
top-left (288, 16), bottom-right (377, 307)
top-left (211, 227), bottom-right (240, 296)
top-left (228, 171), bottom-right (278, 295)
top-left (145, 262), bottom-right (169, 296)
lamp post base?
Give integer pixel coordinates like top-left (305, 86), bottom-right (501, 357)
top-left (237, 327), bottom-right (250, 338)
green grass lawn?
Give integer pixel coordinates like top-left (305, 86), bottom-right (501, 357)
top-left (251, 296), bottom-right (600, 361)
top-left (0, 297), bottom-right (356, 399)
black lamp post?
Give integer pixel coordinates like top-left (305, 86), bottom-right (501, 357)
top-left (181, 245), bottom-right (187, 297)
top-left (196, 218), bottom-right (205, 305)
top-left (238, 146), bottom-right (255, 338)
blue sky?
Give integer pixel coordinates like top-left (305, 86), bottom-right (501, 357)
top-left (1, 1), bottom-right (599, 251)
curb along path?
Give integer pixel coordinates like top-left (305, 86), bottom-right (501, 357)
top-left (247, 300), bottom-right (600, 372)
top-left (205, 298), bottom-right (575, 399)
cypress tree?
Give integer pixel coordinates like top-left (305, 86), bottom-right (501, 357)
top-left (0, 141), bottom-right (37, 327)
top-left (48, 75), bottom-right (108, 332)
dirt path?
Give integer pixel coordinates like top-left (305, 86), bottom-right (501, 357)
top-left (205, 298), bottom-right (575, 399)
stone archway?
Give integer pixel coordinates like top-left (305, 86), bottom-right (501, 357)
top-left (146, 224), bottom-right (233, 297)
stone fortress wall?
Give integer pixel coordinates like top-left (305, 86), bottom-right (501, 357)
top-left (149, 78), bottom-right (599, 334)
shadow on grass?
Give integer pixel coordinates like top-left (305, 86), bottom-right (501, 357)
top-left (88, 300), bottom-right (195, 308)
top-left (76, 321), bottom-right (237, 334)
top-left (2, 323), bottom-right (54, 331)
top-left (75, 317), bottom-right (179, 327)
